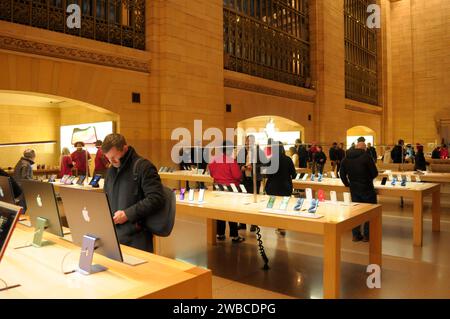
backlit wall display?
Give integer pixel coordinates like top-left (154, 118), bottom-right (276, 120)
top-left (60, 121), bottom-right (114, 154)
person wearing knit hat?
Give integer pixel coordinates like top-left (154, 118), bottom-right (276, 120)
top-left (13, 149), bottom-right (36, 181)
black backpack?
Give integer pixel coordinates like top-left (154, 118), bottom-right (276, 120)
top-left (133, 158), bottom-right (176, 237)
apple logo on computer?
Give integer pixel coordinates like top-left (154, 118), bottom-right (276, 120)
top-left (82, 206), bottom-right (90, 222)
top-left (36, 194), bottom-right (43, 207)
top-left (0, 186), bottom-right (3, 198)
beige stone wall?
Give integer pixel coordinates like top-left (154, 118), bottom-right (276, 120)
top-left (389, 0), bottom-right (450, 149)
top-left (148, 0), bottom-right (225, 168)
top-left (0, 105), bottom-right (60, 168)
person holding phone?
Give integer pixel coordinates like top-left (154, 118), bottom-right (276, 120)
top-left (339, 137), bottom-right (378, 242)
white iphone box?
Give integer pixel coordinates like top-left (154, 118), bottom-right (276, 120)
top-left (330, 191), bottom-right (337, 203)
top-left (305, 188), bottom-right (313, 201)
top-left (188, 189), bottom-right (195, 202)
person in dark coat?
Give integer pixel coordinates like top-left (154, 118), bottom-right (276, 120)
top-left (314, 146), bottom-right (327, 175)
top-left (295, 139), bottom-right (308, 168)
top-left (264, 142), bottom-right (297, 197)
top-left (431, 146), bottom-right (441, 159)
top-left (264, 142), bottom-right (297, 236)
top-left (336, 143), bottom-right (346, 177)
top-left (13, 149), bottom-right (35, 181)
top-left (102, 133), bottom-right (164, 252)
top-left (329, 142), bottom-right (338, 174)
top-left (340, 137), bottom-right (378, 242)
top-left (366, 143), bottom-right (378, 163)
top-left (414, 144), bottom-right (428, 171)
top-left (391, 139), bottom-right (405, 163)
top-left (237, 135), bottom-right (267, 232)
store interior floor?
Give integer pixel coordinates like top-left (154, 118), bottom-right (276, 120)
top-left (161, 193), bottom-right (450, 299)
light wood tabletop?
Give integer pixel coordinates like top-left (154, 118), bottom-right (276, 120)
top-left (0, 224), bottom-right (211, 299)
top-left (292, 178), bottom-right (441, 247)
top-left (378, 171), bottom-right (450, 183)
top-left (174, 191), bottom-right (382, 299)
top-left (159, 171), bottom-right (214, 183)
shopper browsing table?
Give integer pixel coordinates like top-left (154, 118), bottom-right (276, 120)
top-left (339, 137), bottom-right (378, 242)
top-left (102, 133), bottom-right (164, 252)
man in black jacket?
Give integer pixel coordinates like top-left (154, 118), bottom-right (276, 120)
top-left (295, 139), bottom-right (308, 168)
top-left (340, 137), bottom-right (378, 242)
top-left (102, 133), bottom-right (164, 252)
top-left (391, 139), bottom-right (405, 163)
top-left (329, 143), bottom-right (338, 174)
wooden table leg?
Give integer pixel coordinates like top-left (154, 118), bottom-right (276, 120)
top-left (432, 190), bottom-right (441, 232)
top-left (413, 193), bottom-right (423, 247)
top-left (369, 208), bottom-right (382, 267)
top-left (323, 224), bottom-right (341, 299)
top-left (206, 218), bottom-right (217, 246)
top-left (152, 236), bottom-right (160, 255)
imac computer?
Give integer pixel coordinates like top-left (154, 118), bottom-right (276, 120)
top-left (59, 187), bottom-right (145, 275)
top-left (21, 180), bottom-right (65, 247)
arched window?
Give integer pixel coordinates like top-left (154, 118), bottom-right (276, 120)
top-left (224, 0), bottom-right (311, 88)
top-left (0, 0), bottom-right (146, 50)
top-left (344, 0), bottom-right (379, 105)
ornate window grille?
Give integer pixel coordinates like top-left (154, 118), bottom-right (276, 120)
top-left (224, 0), bottom-right (311, 88)
top-left (0, 0), bottom-right (145, 50)
top-left (344, 0), bottom-right (379, 105)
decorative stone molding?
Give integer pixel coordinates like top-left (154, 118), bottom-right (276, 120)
top-left (0, 35), bottom-right (150, 73)
top-left (345, 104), bottom-right (382, 115)
top-left (224, 78), bottom-right (315, 103)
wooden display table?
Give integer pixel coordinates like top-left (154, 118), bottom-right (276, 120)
top-left (378, 171), bottom-right (450, 183)
top-left (175, 191), bottom-right (382, 299)
top-left (159, 171), bottom-right (214, 184)
top-left (292, 178), bottom-right (440, 247)
top-left (0, 224), bottom-right (211, 299)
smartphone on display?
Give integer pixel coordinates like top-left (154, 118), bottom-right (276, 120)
top-left (89, 175), bottom-right (102, 187)
top-left (76, 175), bottom-right (86, 185)
top-left (299, 173), bottom-right (305, 179)
top-left (406, 175), bottom-right (412, 182)
top-left (330, 172), bottom-right (336, 179)
top-left (302, 173), bottom-right (308, 181)
top-left (266, 196), bottom-right (276, 209)
top-left (214, 184), bottom-right (221, 191)
top-left (230, 183), bottom-right (239, 193)
top-left (279, 197), bottom-right (290, 210)
top-left (60, 175), bottom-right (69, 184)
top-left (159, 167), bottom-right (165, 173)
top-left (293, 198), bottom-right (304, 211)
top-left (47, 175), bottom-right (57, 183)
top-left (295, 173), bottom-right (301, 180)
top-left (179, 188), bottom-right (186, 200)
top-left (330, 191), bottom-right (337, 202)
top-left (188, 189), bottom-right (195, 202)
top-left (239, 184), bottom-right (248, 193)
top-left (415, 175), bottom-right (421, 182)
top-left (401, 177), bottom-right (407, 187)
top-left (381, 177), bottom-right (388, 185)
top-left (308, 199), bottom-right (319, 214)
top-left (317, 189), bottom-right (325, 202)
top-left (305, 188), bottom-right (313, 201)
top-left (391, 177), bottom-right (397, 186)
top-left (198, 188), bottom-right (205, 203)
top-left (65, 176), bottom-right (76, 185)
